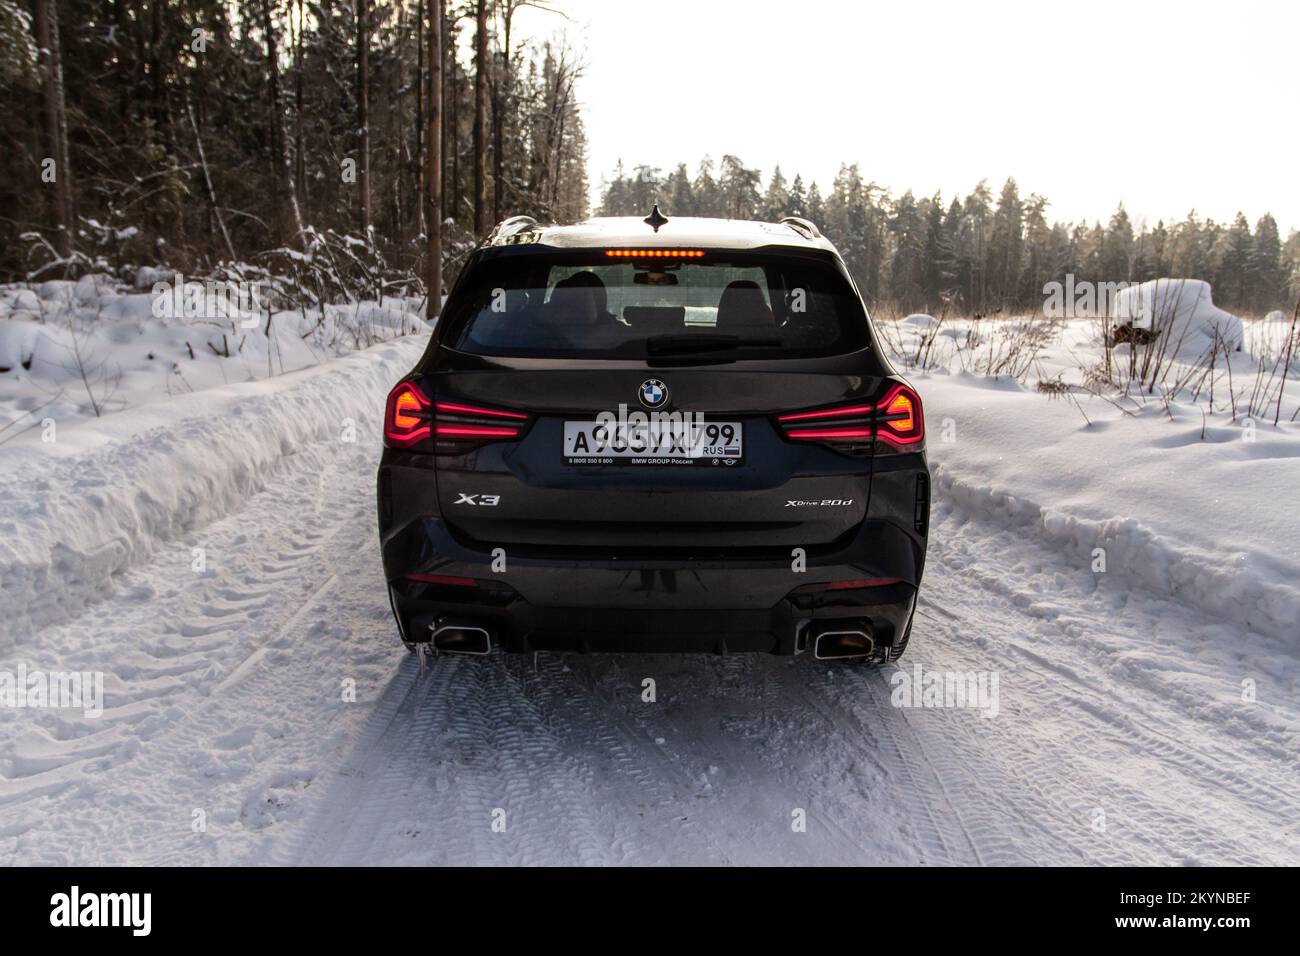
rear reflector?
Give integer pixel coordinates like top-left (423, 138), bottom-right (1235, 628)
top-left (405, 573), bottom-right (478, 588)
top-left (827, 577), bottom-right (903, 590)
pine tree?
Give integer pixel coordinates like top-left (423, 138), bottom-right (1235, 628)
top-left (1248, 213), bottom-right (1284, 312)
top-left (761, 165), bottom-right (788, 221)
top-left (921, 193), bottom-right (948, 309)
top-left (785, 174), bottom-right (806, 218)
top-left (987, 177), bottom-right (1023, 309)
top-left (718, 154), bottom-right (761, 219)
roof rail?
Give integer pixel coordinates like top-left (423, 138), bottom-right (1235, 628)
top-left (486, 215), bottom-right (540, 244)
top-left (779, 216), bottom-right (821, 240)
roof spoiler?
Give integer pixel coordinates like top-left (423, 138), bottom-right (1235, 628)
top-left (780, 216), bottom-right (821, 240)
top-left (485, 215), bottom-right (540, 245)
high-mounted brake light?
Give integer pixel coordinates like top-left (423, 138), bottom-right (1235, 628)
top-left (384, 384), bottom-right (530, 448)
top-left (384, 381), bottom-right (432, 447)
top-left (603, 249), bottom-right (706, 258)
top-left (774, 382), bottom-right (924, 452)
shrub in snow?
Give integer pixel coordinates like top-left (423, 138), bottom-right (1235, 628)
top-left (1110, 278), bottom-right (1243, 355)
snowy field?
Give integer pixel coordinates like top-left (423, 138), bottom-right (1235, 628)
top-left (0, 285), bottom-right (1297, 865)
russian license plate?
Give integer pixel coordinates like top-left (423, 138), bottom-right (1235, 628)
top-left (563, 420), bottom-right (744, 465)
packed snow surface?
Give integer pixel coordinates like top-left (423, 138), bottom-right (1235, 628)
top-left (0, 316), bottom-right (1297, 865)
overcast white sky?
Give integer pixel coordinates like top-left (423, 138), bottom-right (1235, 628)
top-left (513, 0), bottom-right (1298, 232)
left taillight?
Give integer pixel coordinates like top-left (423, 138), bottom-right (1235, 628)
top-left (383, 382), bottom-right (530, 450)
top-left (384, 381), bottom-right (432, 448)
top-left (775, 381), bottom-right (924, 453)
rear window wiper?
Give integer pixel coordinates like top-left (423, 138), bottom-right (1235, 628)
top-left (645, 333), bottom-right (783, 356)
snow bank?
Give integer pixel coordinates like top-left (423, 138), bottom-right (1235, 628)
top-left (921, 371), bottom-right (1300, 644)
top-left (0, 335), bottom-right (427, 644)
top-left (1111, 278), bottom-right (1244, 355)
top-left (0, 278), bottom-right (426, 430)
top-left (932, 465), bottom-right (1300, 644)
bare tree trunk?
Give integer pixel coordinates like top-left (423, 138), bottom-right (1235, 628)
top-left (415, 0), bottom-right (424, 237)
top-left (472, 0), bottom-right (488, 236)
top-left (448, 44), bottom-right (458, 223)
top-left (262, 0), bottom-right (305, 246)
top-left (294, 0), bottom-right (307, 225)
top-left (187, 100), bottom-right (238, 263)
top-left (492, 5), bottom-right (515, 222)
top-left (34, 0), bottom-right (73, 256)
top-left (425, 0), bottom-right (443, 319)
top-left (356, 0), bottom-right (371, 234)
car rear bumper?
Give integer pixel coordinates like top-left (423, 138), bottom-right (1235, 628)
top-left (381, 514), bottom-right (923, 655)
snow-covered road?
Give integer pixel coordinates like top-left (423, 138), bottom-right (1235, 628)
top-left (3, 389), bottom-right (1295, 865)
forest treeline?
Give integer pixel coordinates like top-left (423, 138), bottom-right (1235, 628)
top-left (0, 0), bottom-right (589, 299)
top-left (600, 158), bottom-right (1300, 317)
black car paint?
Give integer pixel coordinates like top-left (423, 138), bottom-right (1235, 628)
top-left (377, 238), bottom-right (929, 657)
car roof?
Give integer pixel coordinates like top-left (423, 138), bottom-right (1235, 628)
top-left (486, 215), bottom-right (840, 255)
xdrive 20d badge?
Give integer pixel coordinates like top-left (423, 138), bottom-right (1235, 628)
top-left (377, 206), bottom-right (929, 662)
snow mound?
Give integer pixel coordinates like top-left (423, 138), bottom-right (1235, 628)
top-left (1111, 278), bottom-right (1243, 355)
top-left (0, 335), bottom-right (427, 643)
top-left (902, 313), bottom-right (940, 328)
top-left (0, 280), bottom-right (426, 428)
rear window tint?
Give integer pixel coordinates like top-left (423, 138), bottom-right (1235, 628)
top-left (440, 250), bottom-right (870, 359)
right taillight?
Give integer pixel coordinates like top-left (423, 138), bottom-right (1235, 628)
top-left (775, 381), bottom-right (924, 454)
top-left (874, 383), bottom-right (924, 450)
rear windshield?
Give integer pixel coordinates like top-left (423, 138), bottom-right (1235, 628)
top-left (440, 250), bottom-right (870, 359)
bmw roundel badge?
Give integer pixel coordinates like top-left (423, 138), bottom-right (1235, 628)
top-left (638, 379), bottom-right (668, 409)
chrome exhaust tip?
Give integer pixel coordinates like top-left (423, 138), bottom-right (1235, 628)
top-left (429, 621), bottom-right (492, 656)
top-left (812, 627), bottom-right (875, 661)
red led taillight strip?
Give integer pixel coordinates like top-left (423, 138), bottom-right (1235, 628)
top-left (783, 427), bottom-right (873, 441)
top-left (435, 424), bottom-right (522, 439)
top-left (384, 382), bottom-right (530, 448)
top-left (384, 381), bottom-right (432, 448)
top-left (777, 404), bottom-right (875, 424)
top-left (874, 384), bottom-right (924, 447)
top-left (434, 401), bottom-right (528, 420)
top-left (775, 383), bottom-right (924, 449)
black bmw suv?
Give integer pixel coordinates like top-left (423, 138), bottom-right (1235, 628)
top-left (377, 209), bottom-right (928, 662)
